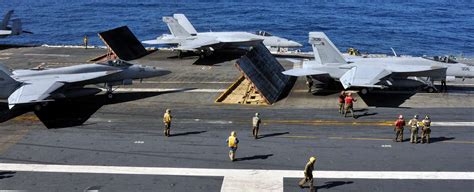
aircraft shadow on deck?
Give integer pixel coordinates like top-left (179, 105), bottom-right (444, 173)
top-left (193, 49), bottom-right (248, 65)
top-left (0, 88), bottom-right (195, 129)
top-left (166, 48), bottom-right (248, 66)
top-left (358, 91), bottom-right (417, 108)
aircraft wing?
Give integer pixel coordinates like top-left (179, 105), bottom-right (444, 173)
top-left (282, 68), bottom-right (328, 76)
top-left (8, 81), bottom-right (63, 109)
top-left (8, 71), bottom-right (120, 108)
top-left (339, 65), bottom-right (391, 89)
top-left (142, 39), bottom-right (168, 45)
top-left (176, 36), bottom-right (220, 51)
top-left (141, 38), bottom-right (182, 45)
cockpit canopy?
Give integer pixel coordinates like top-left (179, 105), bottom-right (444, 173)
top-left (423, 55), bottom-right (458, 63)
top-left (256, 31), bottom-right (273, 37)
top-left (103, 59), bottom-right (133, 67)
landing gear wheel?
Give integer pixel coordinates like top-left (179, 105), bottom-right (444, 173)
top-left (426, 87), bottom-right (436, 93)
top-left (107, 93), bottom-right (113, 99)
top-left (360, 88), bottom-right (369, 95)
top-left (34, 104), bottom-right (42, 111)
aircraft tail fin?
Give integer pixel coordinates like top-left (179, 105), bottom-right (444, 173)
top-left (173, 14), bottom-right (197, 35)
top-left (0, 64), bottom-right (20, 99)
top-left (163, 16), bottom-right (190, 37)
top-left (11, 19), bottom-right (22, 35)
top-left (1, 10), bottom-right (13, 30)
top-left (308, 32), bottom-right (346, 65)
top-left (0, 64), bottom-right (17, 83)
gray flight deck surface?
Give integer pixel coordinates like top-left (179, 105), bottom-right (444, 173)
top-left (0, 46), bottom-right (473, 191)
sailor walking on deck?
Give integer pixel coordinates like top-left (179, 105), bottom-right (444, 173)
top-left (252, 113), bottom-right (261, 139)
top-left (163, 109), bottom-right (172, 137)
top-left (226, 131), bottom-right (239, 161)
top-left (298, 156), bottom-right (316, 191)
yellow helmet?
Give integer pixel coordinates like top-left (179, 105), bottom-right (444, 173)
top-left (309, 156), bottom-right (316, 162)
top-left (231, 131), bottom-right (236, 136)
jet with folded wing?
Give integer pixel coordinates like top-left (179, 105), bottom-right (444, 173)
top-left (142, 14), bottom-right (302, 56)
top-left (0, 10), bottom-right (31, 38)
top-left (0, 60), bottom-right (170, 111)
top-left (282, 32), bottom-right (448, 94)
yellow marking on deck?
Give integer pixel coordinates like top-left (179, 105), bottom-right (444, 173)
top-left (442, 141), bottom-right (474, 144)
top-left (265, 119), bottom-right (393, 126)
top-left (279, 135), bottom-right (321, 139)
top-left (0, 114), bottom-right (38, 153)
top-left (279, 135), bottom-right (473, 144)
top-left (335, 137), bottom-right (392, 141)
top-left (0, 128), bottom-right (29, 154)
top-left (12, 114), bottom-right (40, 122)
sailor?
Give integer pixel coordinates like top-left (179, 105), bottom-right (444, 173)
top-left (421, 115), bottom-right (432, 144)
top-left (344, 92), bottom-right (357, 118)
top-left (394, 115), bottom-right (406, 142)
top-left (226, 131), bottom-right (239, 161)
top-left (408, 115), bottom-right (419, 143)
top-left (306, 76), bottom-right (314, 93)
top-left (163, 109), bottom-right (172, 137)
top-left (252, 113), bottom-right (261, 139)
top-left (338, 91), bottom-right (346, 114)
top-left (298, 156), bottom-right (316, 190)
top-left (441, 79), bottom-right (447, 92)
top-left (83, 35), bottom-right (88, 49)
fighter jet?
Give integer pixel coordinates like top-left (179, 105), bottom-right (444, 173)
top-left (0, 60), bottom-right (170, 110)
top-left (0, 10), bottom-right (31, 38)
top-left (282, 32), bottom-right (450, 94)
top-left (142, 14), bottom-right (302, 56)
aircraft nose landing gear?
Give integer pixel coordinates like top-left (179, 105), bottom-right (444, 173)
top-left (106, 84), bottom-right (114, 99)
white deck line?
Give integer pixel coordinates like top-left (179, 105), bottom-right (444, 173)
top-left (1, 163), bottom-right (472, 192)
top-left (432, 122), bottom-right (474, 126)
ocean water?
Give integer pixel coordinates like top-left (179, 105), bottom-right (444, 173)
top-left (1, 0), bottom-right (473, 56)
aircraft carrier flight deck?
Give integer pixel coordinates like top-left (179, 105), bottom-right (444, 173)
top-left (0, 45), bottom-right (473, 191)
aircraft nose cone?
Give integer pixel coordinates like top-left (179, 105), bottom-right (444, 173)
top-left (152, 67), bottom-right (171, 76)
top-left (289, 41), bottom-right (303, 47)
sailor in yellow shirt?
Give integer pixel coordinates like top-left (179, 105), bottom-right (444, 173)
top-left (163, 109), bottom-right (172, 137)
top-left (226, 131), bottom-right (239, 161)
top-left (299, 156), bottom-right (316, 190)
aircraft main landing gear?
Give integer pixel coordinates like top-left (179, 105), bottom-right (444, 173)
top-left (106, 85), bottom-right (114, 99)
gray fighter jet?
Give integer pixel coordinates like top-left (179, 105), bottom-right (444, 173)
top-left (283, 32), bottom-right (452, 93)
top-left (0, 10), bottom-right (31, 38)
top-left (142, 14), bottom-right (302, 55)
top-left (343, 53), bottom-right (474, 82)
top-left (0, 60), bottom-right (170, 109)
